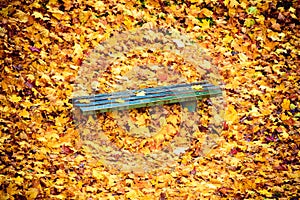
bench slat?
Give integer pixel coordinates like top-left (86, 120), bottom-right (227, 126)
top-left (73, 81), bottom-right (209, 101)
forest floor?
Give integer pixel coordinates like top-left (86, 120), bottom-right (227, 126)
top-left (0, 0), bottom-right (299, 199)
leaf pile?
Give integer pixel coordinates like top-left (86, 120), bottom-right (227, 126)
top-left (0, 0), bottom-right (299, 199)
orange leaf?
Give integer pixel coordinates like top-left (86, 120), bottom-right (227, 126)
top-left (19, 109), bottom-right (30, 118)
top-left (281, 99), bottom-right (290, 111)
top-left (25, 188), bottom-right (39, 199)
top-left (199, 8), bottom-right (213, 18)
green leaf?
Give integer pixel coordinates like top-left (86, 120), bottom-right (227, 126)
top-left (290, 103), bottom-right (296, 110)
top-left (244, 18), bottom-right (255, 27)
top-left (247, 6), bottom-right (258, 15)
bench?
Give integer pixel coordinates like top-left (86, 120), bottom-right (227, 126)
top-left (72, 81), bottom-right (222, 115)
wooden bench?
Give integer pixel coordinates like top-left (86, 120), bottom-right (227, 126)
top-left (72, 81), bottom-right (222, 115)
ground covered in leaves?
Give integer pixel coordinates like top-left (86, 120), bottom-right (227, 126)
top-left (0, 0), bottom-right (299, 199)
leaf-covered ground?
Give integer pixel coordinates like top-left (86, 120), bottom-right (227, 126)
top-left (0, 0), bottom-right (299, 199)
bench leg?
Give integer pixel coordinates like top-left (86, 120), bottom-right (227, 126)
top-left (181, 100), bottom-right (197, 112)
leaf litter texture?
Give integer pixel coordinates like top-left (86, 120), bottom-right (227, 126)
top-left (0, 0), bottom-right (299, 199)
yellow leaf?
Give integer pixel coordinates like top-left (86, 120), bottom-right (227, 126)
top-left (249, 105), bottom-right (261, 117)
top-left (225, 104), bottom-right (238, 124)
top-left (280, 131), bottom-right (289, 139)
top-left (55, 115), bottom-right (68, 127)
top-left (73, 43), bottom-right (83, 62)
top-left (55, 178), bottom-right (64, 185)
top-left (199, 8), bottom-right (213, 18)
top-left (167, 115), bottom-right (179, 126)
top-left (244, 18), bottom-right (255, 27)
top-left (116, 98), bottom-right (125, 103)
top-left (32, 11), bottom-right (43, 19)
top-left (92, 169), bottom-right (105, 180)
top-left (258, 189), bottom-right (272, 197)
top-left (224, 0), bottom-right (239, 7)
top-left (14, 176), bottom-right (24, 185)
top-left (7, 183), bottom-right (18, 195)
top-left (238, 53), bottom-right (248, 62)
top-left (49, 194), bottom-right (66, 199)
top-left (223, 34), bottom-right (234, 44)
top-left (19, 109), bottom-right (30, 118)
top-left (280, 113), bottom-right (289, 121)
top-left (10, 95), bottom-right (22, 103)
top-left (52, 74), bottom-right (65, 81)
top-left (126, 189), bottom-right (139, 199)
top-left (192, 85), bottom-right (203, 90)
top-left (20, 100), bottom-right (32, 108)
top-left (199, 19), bottom-right (211, 30)
top-left (123, 16), bottom-right (133, 29)
top-left (78, 99), bottom-right (90, 104)
top-left (140, 147), bottom-right (151, 155)
top-left (153, 132), bottom-right (165, 142)
top-left (281, 99), bottom-right (290, 111)
top-left (256, 15), bottom-right (265, 24)
top-left (26, 74), bottom-right (35, 81)
top-left (26, 188), bottom-right (39, 199)
top-left (94, 1), bottom-right (105, 12)
top-left (1, 5), bottom-right (14, 17)
top-left (87, 115), bottom-right (95, 124)
top-left (37, 135), bottom-right (47, 142)
top-left (135, 114), bottom-right (148, 126)
top-left (70, 64), bottom-right (79, 70)
top-left (136, 91), bottom-right (146, 96)
top-left (86, 186), bottom-right (97, 192)
top-left (15, 10), bottom-right (28, 23)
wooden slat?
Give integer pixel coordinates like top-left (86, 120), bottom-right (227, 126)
top-left (74, 81), bottom-right (210, 101)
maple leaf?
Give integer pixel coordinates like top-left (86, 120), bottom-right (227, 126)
top-left (61, 144), bottom-right (74, 155)
top-left (14, 176), bottom-right (24, 185)
top-left (14, 10), bottom-right (29, 23)
top-left (9, 94), bottom-right (22, 103)
top-left (19, 109), bottom-right (30, 118)
top-left (258, 189), bottom-right (272, 197)
top-left (225, 104), bottom-right (238, 124)
top-left (25, 188), bottom-right (39, 199)
top-left (247, 7), bottom-right (258, 15)
top-left (281, 99), bottom-right (290, 111)
top-left (198, 19), bottom-right (211, 30)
